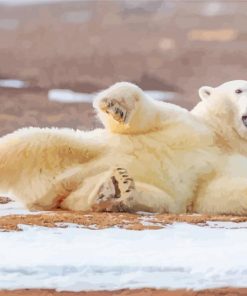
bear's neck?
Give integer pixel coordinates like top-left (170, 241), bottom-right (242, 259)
top-left (192, 101), bottom-right (247, 155)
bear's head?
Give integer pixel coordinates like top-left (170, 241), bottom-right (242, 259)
top-left (199, 80), bottom-right (247, 139)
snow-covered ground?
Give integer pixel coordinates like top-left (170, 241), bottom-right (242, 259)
top-left (0, 201), bottom-right (247, 292)
top-left (0, 200), bottom-right (48, 216)
top-left (0, 200), bottom-right (31, 216)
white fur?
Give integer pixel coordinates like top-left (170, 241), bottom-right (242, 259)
top-left (1, 81), bottom-right (247, 215)
top-left (192, 80), bottom-right (247, 154)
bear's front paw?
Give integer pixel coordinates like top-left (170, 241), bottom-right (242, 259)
top-left (92, 167), bottom-right (135, 212)
top-left (98, 97), bottom-right (133, 124)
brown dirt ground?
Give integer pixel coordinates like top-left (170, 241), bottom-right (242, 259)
top-left (1, 1), bottom-right (247, 135)
top-left (1, 193), bottom-right (247, 232)
top-left (1, 208), bottom-right (247, 232)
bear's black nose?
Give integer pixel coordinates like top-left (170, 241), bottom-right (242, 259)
top-left (242, 115), bottom-right (247, 127)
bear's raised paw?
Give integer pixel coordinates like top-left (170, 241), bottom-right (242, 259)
top-left (98, 97), bottom-right (132, 124)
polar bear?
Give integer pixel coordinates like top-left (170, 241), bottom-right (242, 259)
top-left (189, 80), bottom-right (247, 214)
top-left (1, 81), bottom-right (247, 215)
top-left (96, 82), bottom-right (247, 215)
top-left (191, 80), bottom-right (247, 155)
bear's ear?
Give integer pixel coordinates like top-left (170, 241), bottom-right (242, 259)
top-left (198, 86), bottom-right (214, 101)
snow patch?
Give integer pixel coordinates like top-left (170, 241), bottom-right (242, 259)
top-left (0, 79), bottom-right (28, 89)
top-left (0, 200), bottom-right (47, 217)
top-left (202, 2), bottom-right (236, 17)
top-left (62, 10), bottom-right (92, 24)
top-left (205, 221), bottom-right (247, 229)
top-left (0, 19), bottom-right (19, 30)
top-left (139, 215), bottom-right (165, 227)
top-left (48, 89), bottom-right (97, 103)
top-left (0, 0), bottom-right (65, 6)
top-left (48, 89), bottom-right (175, 104)
top-left (0, 222), bottom-right (247, 291)
top-left (144, 90), bottom-right (175, 101)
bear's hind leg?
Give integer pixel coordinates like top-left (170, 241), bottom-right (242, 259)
top-left (27, 166), bottom-right (85, 211)
top-left (90, 168), bottom-right (175, 213)
top-left (194, 176), bottom-right (247, 215)
top-left (60, 167), bottom-right (175, 213)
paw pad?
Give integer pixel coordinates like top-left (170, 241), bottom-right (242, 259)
top-left (92, 167), bottom-right (135, 212)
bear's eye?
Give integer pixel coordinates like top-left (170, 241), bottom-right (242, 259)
top-left (235, 89), bottom-right (243, 94)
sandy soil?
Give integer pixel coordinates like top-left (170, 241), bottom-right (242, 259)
top-left (1, 206), bottom-right (247, 232)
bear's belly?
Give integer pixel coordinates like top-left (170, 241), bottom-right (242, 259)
top-left (101, 133), bottom-right (216, 205)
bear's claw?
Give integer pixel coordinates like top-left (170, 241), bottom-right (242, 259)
top-left (92, 167), bottom-right (135, 212)
top-left (99, 98), bottom-right (130, 123)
